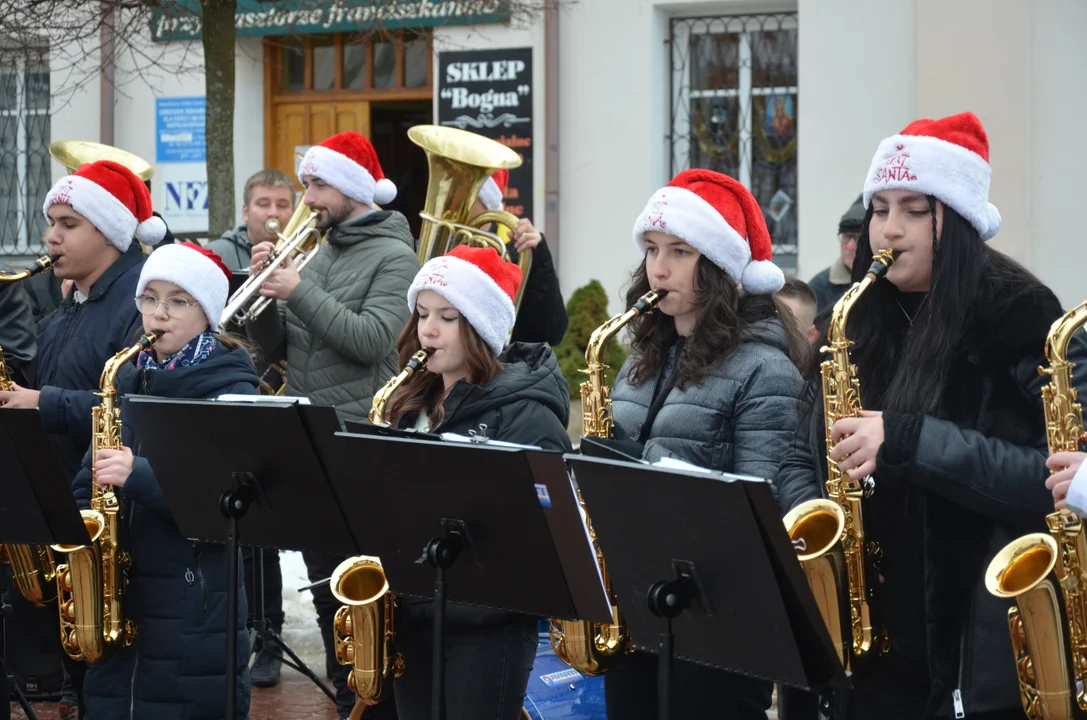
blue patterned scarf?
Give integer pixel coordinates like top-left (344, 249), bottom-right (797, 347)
top-left (137, 331), bottom-right (217, 371)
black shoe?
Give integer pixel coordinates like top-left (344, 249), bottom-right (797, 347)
top-left (250, 641), bottom-right (283, 688)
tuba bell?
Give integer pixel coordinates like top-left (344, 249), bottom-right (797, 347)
top-left (407, 125), bottom-right (532, 312)
top-left (49, 140), bottom-right (154, 181)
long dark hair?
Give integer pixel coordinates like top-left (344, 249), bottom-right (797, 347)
top-left (386, 311), bottom-right (503, 428)
top-left (623, 256), bottom-right (810, 388)
top-left (847, 198), bottom-right (1043, 413)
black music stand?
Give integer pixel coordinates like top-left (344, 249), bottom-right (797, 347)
top-left (0, 410), bottom-right (90, 720)
top-left (318, 431), bottom-right (612, 720)
top-left (566, 455), bottom-right (846, 720)
top-left (123, 397), bottom-right (358, 718)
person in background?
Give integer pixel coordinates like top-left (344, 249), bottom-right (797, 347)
top-left (471, 169), bottom-right (568, 345)
top-left (808, 194), bottom-right (864, 313)
top-left (207, 169), bottom-right (296, 273)
top-left (777, 276), bottom-right (820, 345)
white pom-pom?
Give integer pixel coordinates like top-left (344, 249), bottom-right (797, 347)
top-left (981, 202), bottom-right (1001, 241)
top-left (741, 259), bottom-right (785, 295)
top-left (373, 177), bottom-right (397, 205)
top-left (136, 215), bottom-right (168, 247)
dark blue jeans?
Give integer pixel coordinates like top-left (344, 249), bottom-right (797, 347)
top-left (392, 609), bottom-right (537, 720)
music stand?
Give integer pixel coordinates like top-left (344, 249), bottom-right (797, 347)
top-left (318, 431), bottom-right (612, 720)
top-left (0, 410), bottom-right (90, 720)
top-left (123, 397), bottom-right (358, 717)
top-left (566, 455), bottom-right (845, 720)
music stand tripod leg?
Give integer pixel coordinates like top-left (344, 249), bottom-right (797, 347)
top-left (647, 561), bottom-right (707, 720)
top-left (416, 519), bottom-right (469, 720)
top-left (1, 583), bottom-right (38, 720)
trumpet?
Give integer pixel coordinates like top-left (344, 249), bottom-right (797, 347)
top-left (219, 203), bottom-right (322, 328)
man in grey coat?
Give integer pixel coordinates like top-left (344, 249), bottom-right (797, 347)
top-left (246, 131), bottom-right (417, 720)
top-left (205, 169), bottom-right (296, 272)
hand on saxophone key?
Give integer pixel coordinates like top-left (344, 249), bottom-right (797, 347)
top-left (1045, 451), bottom-right (1087, 510)
top-left (830, 410), bottom-right (885, 480)
top-left (0, 382), bottom-right (40, 409)
top-left (95, 447), bottom-right (134, 489)
top-left (249, 241), bottom-right (276, 275)
top-left (259, 254), bottom-right (302, 301)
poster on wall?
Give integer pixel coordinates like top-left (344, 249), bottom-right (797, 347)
top-left (437, 47), bottom-right (533, 224)
top-left (159, 163), bottom-right (209, 233)
top-left (155, 97), bottom-right (206, 163)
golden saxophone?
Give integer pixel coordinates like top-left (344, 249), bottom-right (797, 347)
top-left (782, 248), bottom-right (897, 673)
top-left (0, 255), bottom-right (59, 606)
top-left (331, 352), bottom-right (430, 712)
top-left (548, 289), bottom-right (667, 676)
top-left (985, 300), bottom-right (1087, 719)
top-left (52, 332), bottom-right (156, 662)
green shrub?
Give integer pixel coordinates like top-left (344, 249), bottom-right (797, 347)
top-left (553, 280), bottom-right (629, 399)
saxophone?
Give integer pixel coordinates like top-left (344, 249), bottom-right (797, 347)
top-left (984, 300), bottom-right (1087, 720)
top-left (330, 351), bottom-right (429, 710)
top-left (52, 332), bottom-right (156, 663)
top-left (782, 248), bottom-right (896, 672)
top-left (0, 256), bottom-right (60, 606)
top-left (549, 289), bottom-right (667, 676)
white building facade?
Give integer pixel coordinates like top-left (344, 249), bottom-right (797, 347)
top-left (3, 0), bottom-right (1085, 311)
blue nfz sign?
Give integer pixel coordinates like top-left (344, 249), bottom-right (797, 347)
top-left (156, 97), bottom-right (206, 163)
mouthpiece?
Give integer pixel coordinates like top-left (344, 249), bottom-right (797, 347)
top-left (265, 218), bottom-right (281, 233)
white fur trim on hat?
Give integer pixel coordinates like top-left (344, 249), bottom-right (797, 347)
top-left (43, 175), bottom-right (138, 252)
top-left (137, 215), bottom-right (168, 246)
top-left (478, 177), bottom-right (503, 211)
top-left (632, 186), bottom-right (784, 293)
top-left (406, 255), bottom-right (515, 356)
top-left (297, 145), bottom-right (398, 206)
top-left (863, 134), bottom-right (1001, 240)
top-left (136, 243), bottom-right (229, 332)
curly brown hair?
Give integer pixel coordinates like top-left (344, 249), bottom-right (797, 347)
top-left (623, 255), bottom-right (810, 388)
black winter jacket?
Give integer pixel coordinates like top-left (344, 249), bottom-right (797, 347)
top-left (35, 245), bottom-right (145, 483)
top-left (72, 344), bottom-right (258, 720)
top-left (0, 264), bottom-right (37, 385)
top-left (776, 279), bottom-right (1087, 718)
top-left (507, 236), bottom-right (568, 346)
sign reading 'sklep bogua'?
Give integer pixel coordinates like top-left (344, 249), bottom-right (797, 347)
top-left (150, 0), bottom-right (508, 42)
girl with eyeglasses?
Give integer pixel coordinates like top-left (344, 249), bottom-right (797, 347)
top-left (71, 241), bottom-right (258, 720)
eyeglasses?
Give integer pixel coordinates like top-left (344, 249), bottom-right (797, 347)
top-left (839, 233), bottom-right (860, 246)
top-left (135, 294), bottom-right (200, 316)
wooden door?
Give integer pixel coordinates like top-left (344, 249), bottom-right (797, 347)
top-left (273, 101), bottom-right (370, 187)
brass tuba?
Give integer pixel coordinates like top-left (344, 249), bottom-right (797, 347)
top-left (407, 125), bottom-right (532, 312)
top-left (220, 200), bottom-right (322, 328)
top-left (52, 332), bottom-right (156, 662)
top-left (782, 248), bottom-right (897, 673)
top-left (549, 289), bottom-right (668, 675)
top-left (0, 255), bottom-right (59, 605)
top-left (984, 300), bottom-right (1087, 720)
top-left (330, 556), bottom-right (405, 709)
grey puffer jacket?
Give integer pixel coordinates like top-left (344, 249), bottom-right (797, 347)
top-left (247, 211), bottom-right (419, 423)
top-left (611, 317), bottom-right (804, 482)
top-left (204, 225), bottom-right (252, 272)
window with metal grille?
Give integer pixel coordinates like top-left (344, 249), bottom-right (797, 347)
top-left (0, 51), bottom-right (51, 257)
top-left (669, 14), bottom-right (798, 277)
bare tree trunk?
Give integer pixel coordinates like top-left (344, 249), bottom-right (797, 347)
top-left (201, 0), bottom-right (235, 237)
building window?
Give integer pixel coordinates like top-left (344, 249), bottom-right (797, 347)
top-left (670, 14), bottom-right (798, 276)
top-left (268, 31), bottom-right (432, 97)
top-left (0, 51), bottom-right (51, 256)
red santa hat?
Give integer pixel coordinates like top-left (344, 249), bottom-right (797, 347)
top-left (478, 169), bottom-right (509, 212)
top-left (407, 245), bottom-right (522, 356)
top-left (863, 111), bottom-right (1001, 240)
top-left (136, 242), bottom-right (232, 331)
top-left (43, 160), bottom-right (167, 253)
top-left (632, 169), bottom-right (784, 294)
top-left (297, 132), bottom-right (396, 207)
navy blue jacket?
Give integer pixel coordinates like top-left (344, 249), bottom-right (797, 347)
top-left (36, 245), bottom-right (145, 482)
top-left (71, 343), bottom-right (258, 720)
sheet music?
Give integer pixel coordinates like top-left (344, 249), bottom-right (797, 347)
top-left (215, 394), bottom-right (311, 405)
top-left (439, 432), bottom-right (541, 450)
top-left (652, 456), bottom-right (768, 484)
